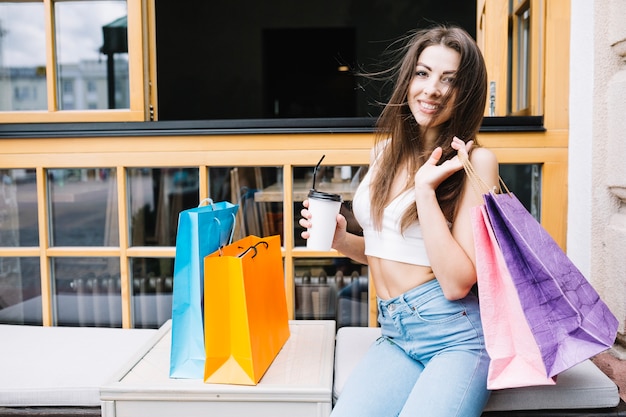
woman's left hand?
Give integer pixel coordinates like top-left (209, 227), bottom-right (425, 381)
top-left (414, 136), bottom-right (472, 192)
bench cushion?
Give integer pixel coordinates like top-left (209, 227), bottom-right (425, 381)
top-left (0, 324), bottom-right (158, 407)
top-left (334, 327), bottom-right (621, 411)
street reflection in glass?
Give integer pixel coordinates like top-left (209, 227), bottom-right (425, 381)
top-left (131, 257), bottom-right (173, 329)
top-left (128, 167), bottom-right (199, 247)
top-left (0, 257), bottom-right (41, 325)
top-left (53, 256), bottom-right (121, 327)
top-left (0, 3), bottom-right (47, 111)
top-left (49, 168), bottom-right (118, 247)
top-left (210, 166), bottom-right (284, 243)
top-left (55, 1), bottom-right (129, 110)
top-left (0, 168), bottom-right (39, 246)
top-left (294, 258), bottom-right (368, 328)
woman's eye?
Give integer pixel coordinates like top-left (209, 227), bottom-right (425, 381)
top-left (442, 76), bottom-right (456, 84)
top-left (415, 70), bottom-right (428, 77)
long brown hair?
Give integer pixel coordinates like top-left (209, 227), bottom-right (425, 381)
top-left (369, 25), bottom-right (488, 230)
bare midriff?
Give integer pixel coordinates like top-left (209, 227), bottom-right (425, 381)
top-left (368, 256), bottom-right (436, 300)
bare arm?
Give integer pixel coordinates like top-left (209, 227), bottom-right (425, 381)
top-left (413, 138), bottom-right (498, 299)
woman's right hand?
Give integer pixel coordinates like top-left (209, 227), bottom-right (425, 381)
top-left (299, 199), bottom-right (348, 250)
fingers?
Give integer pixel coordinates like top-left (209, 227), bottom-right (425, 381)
top-left (336, 213), bottom-right (347, 229)
top-left (299, 199), bottom-right (312, 239)
top-left (451, 137), bottom-right (473, 155)
top-left (428, 146), bottom-right (443, 165)
top-left (299, 210), bottom-right (311, 240)
top-left (299, 209), bottom-right (311, 228)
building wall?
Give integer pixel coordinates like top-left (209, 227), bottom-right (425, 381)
top-left (569, 0), bottom-right (626, 336)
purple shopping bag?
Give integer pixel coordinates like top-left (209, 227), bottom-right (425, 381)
top-left (472, 205), bottom-right (555, 389)
top-left (483, 192), bottom-right (618, 378)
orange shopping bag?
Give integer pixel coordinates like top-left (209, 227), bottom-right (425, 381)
top-left (203, 235), bottom-right (290, 385)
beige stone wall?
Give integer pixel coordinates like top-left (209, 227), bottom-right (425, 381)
top-left (592, 0), bottom-right (626, 337)
top-left (570, 0), bottom-right (626, 339)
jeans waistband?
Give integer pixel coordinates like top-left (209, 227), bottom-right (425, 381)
top-left (377, 279), bottom-right (441, 316)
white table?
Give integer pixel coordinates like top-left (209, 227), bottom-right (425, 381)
top-left (100, 320), bottom-right (336, 417)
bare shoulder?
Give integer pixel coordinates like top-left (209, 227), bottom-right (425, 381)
top-left (469, 147), bottom-right (499, 187)
top-left (469, 146), bottom-right (498, 167)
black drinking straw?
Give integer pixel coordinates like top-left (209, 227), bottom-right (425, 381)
top-left (312, 154), bottom-right (326, 190)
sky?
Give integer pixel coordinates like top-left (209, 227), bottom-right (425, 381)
top-left (0, 1), bottom-right (127, 67)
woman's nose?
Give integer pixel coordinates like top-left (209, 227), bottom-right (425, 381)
top-left (423, 80), bottom-right (441, 97)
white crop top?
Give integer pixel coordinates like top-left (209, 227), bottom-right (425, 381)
top-left (352, 167), bottom-right (431, 267)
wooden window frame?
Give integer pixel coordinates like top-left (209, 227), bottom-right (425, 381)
top-left (478, 0), bottom-right (546, 118)
top-left (510, 0), bottom-right (544, 116)
top-left (0, 0), bottom-right (154, 123)
top-left (0, 118), bottom-right (567, 328)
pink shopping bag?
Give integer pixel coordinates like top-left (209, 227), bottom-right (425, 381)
top-left (472, 205), bottom-right (556, 389)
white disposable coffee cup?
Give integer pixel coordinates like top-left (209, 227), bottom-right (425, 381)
top-left (306, 189), bottom-right (342, 251)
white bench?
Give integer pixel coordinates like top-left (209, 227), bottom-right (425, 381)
top-left (2, 322), bottom-right (625, 417)
top-left (334, 327), bottom-right (626, 416)
top-left (0, 324), bottom-right (158, 416)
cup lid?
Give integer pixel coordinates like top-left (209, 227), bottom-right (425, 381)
top-left (308, 189), bottom-right (342, 202)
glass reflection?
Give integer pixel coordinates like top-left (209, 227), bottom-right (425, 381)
top-left (0, 3), bottom-right (47, 111)
top-left (515, 7), bottom-right (531, 114)
top-left (209, 166), bottom-right (283, 242)
top-left (128, 168), bottom-right (199, 247)
top-left (499, 163), bottom-right (541, 220)
top-left (0, 169), bottom-right (38, 247)
top-left (55, 1), bottom-right (128, 110)
top-left (294, 258), bottom-right (368, 328)
top-left (53, 257), bottom-right (121, 327)
top-left (131, 258), bottom-right (173, 329)
top-left (49, 168), bottom-right (118, 246)
top-left (0, 257), bottom-right (41, 325)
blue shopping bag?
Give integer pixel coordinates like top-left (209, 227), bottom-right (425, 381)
top-left (169, 198), bottom-right (239, 379)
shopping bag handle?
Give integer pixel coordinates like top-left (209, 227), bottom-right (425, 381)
top-left (213, 213), bottom-right (238, 249)
top-left (236, 241), bottom-right (269, 259)
top-left (459, 152), bottom-right (509, 199)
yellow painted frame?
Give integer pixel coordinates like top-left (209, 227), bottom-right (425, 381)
top-left (0, 129), bottom-right (568, 327)
top-left (0, 0), bottom-right (149, 123)
top-left (479, 0), bottom-right (551, 118)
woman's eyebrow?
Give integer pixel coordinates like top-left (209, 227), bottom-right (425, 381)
top-left (416, 62), bottom-right (457, 75)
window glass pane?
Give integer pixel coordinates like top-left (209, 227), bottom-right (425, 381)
top-left (295, 258), bottom-right (368, 328)
top-left (53, 257), bottom-right (121, 327)
top-left (0, 257), bottom-right (41, 325)
top-left (0, 3), bottom-right (47, 111)
top-left (499, 163), bottom-right (541, 220)
top-left (131, 257), bottom-right (173, 329)
top-left (49, 168), bottom-right (118, 246)
top-left (1, 169), bottom-right (39, 247)
top-left (516, 8), bottom-right (531, 111)
top-left (129, 167), bottom-right (199, 247)
top-left (210, 166), bottom-right (283, 243)
top-left (292, 164), bottom-right (366, 247)
top-left (55, 1), bottom-right (129, 110)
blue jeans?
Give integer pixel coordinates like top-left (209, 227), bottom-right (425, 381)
top-left (331, 279), bottom-right (491, 417)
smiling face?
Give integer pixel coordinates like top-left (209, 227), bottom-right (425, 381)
top-left (407, 44), bottom-right (461, 142)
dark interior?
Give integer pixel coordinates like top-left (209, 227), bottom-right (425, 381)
top-left (154, 1), bottom-right (476, 121)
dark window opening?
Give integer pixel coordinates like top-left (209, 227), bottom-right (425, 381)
top-left (263, 27), bottom-right (356, 118)
top-left (154, 0), bottom-right (476, 121)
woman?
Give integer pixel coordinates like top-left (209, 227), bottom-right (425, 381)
top-left (300, 25), bottom-right (499, 416)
